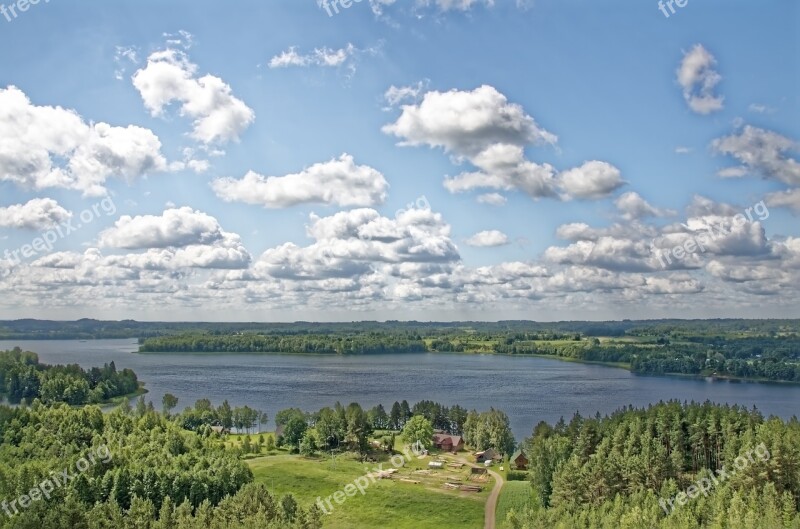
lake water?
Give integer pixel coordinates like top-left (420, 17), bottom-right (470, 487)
top-left (3, 339), bottom-right (798, 438)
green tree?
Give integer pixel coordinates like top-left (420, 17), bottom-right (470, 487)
top-left (402, 415), bottom-right (434, 450)
top-left (162, 393), bottom-right (178, 416)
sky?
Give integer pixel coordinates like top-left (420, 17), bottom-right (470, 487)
top-left (0, 0), bottom-right (798, 321)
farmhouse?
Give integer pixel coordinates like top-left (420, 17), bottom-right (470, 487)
top-left (432, 432), bottom-right (464, 453)
top-left (512, 450), bottom-right (528, 470)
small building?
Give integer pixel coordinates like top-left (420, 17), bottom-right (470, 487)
top-left (428, 461), bottom-right (444, 469)
top-left (511, 450), bottom-right (528, 470)
top-left (474, 448), bottom-right (501, 463)
top-left (432, 433), bottom-right (465, 453)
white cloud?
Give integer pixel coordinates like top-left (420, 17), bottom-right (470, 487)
top-left (90, 208), bottom-right (252, 271)
top-left (0, 199), bottom-right (71, 230)
top-left (677, 44), bottom-right (724, 115)
top-left (712, 125), bottom-right (800, 186)
top-left (415, 0), bottom-right (495, 11)
top-left (114, 46), bottom-right (139, 81)
top-left (385, 85), bottom-right (622, 201)
top-left (211, 154), bottom-right (389, 208)
top-left (384, 80), bottom-right (429, 106)
top-left (748, 103), bottom-right (774, 114)
top-left (383, 85), bottom-right (557, 156)
top-left (614, 192), bottom-right (676, 221)
top-left (99, 207), bottom-right (230, 249)
top-left (0, 86), bottom-right (169, 196)
top-left (252, 207), bottom-right (461, 284)
top-left (765, 189), bottom-right (800, 214)
top-left (269, 44), bottom-right (356, 68)
top-left (477, 193), bottom-right (507, 206)
top-left (465, 230), bottom-right (509, 247)
top-left (557, 161), bottom-right (626, 200)
top-left (132, 49), bottom-right (254, 145)
top-left (675, 146), bottom-right (692, 154)
top-left (268, 43), bottom-right (380, 77)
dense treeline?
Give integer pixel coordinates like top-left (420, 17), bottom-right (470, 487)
top-left (511, 401), bottom-right (800, 528)
top-left (0, 401), bottom-right (321, 528)
top-left (271, 399), bottom-right (514, 458)
top-left (0, 348), bottom-right (139, 405)
top-left (139, 333), bottom-right (427, 355)
top-left (493, 334), bottom-right (800, 382)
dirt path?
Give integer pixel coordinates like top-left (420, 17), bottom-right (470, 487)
top-left (452, 456), bottom-right (504, 529)
top-left (484, 467), bottom-right (504, 529)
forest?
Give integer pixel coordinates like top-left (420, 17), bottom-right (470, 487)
top-left (0, 399), bottom-right (321, 528)
top-left (0, 348), bottom-right (140, 405)
top-left (511, 400), bottom-right (800, 528)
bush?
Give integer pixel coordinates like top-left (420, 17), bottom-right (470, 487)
top-left (507, 470), bottom-right (529, 481)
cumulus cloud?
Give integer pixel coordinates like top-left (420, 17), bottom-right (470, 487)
top-left (0, 199), bottom-right (71, 230)
top-left (614, 192), bottom-right (676, 220)
top-left (89, 208), bottom-right (252, 272)
top-left (765, 189), bottom-right (800, 214)
top-left (132, 48), bottom-right (254, 145)
top-left (249, 207), bottom-right (460, 287)
top-left (557, 161), bottom-right (626, 200)
top-left (465, 230), bottom-right (509, 247)
top-left (677, 44), bottom-right (724, 114)
top-left (0, 86), bottom-right (169, 196)
top-left (99, 207), bottom-right (231, 250)
top-left (211, 154), bottom-right (389, 208)
top-left (545, 237), bottom-right (663, 273)
top-left (383, 85), bottom-right (557, 156)
top-left (712, 125), bottom-right (800, 186)
top-left (385, 85), bottom-right (623, 201)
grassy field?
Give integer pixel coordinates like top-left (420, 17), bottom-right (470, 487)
top-left (495, 481), bottom-right (536, 528)
top-left (248, 450), bottom-right (488, 529)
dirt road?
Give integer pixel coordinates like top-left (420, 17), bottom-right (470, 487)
top-left (484, 467), bottom-right (504, 529)
top-left (453, 455), bottom-right (505, 529)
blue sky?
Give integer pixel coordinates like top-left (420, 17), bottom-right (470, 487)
top-left (0, 0), bottom-right (798, 321)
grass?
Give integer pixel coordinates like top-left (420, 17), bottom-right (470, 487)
top-left (495, 481), bottom-right (536, 528)
top-left (247, 449), bottom-right (487, 529)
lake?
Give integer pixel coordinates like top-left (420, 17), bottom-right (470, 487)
top-left (2, 339), bottom-right (798, 437)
